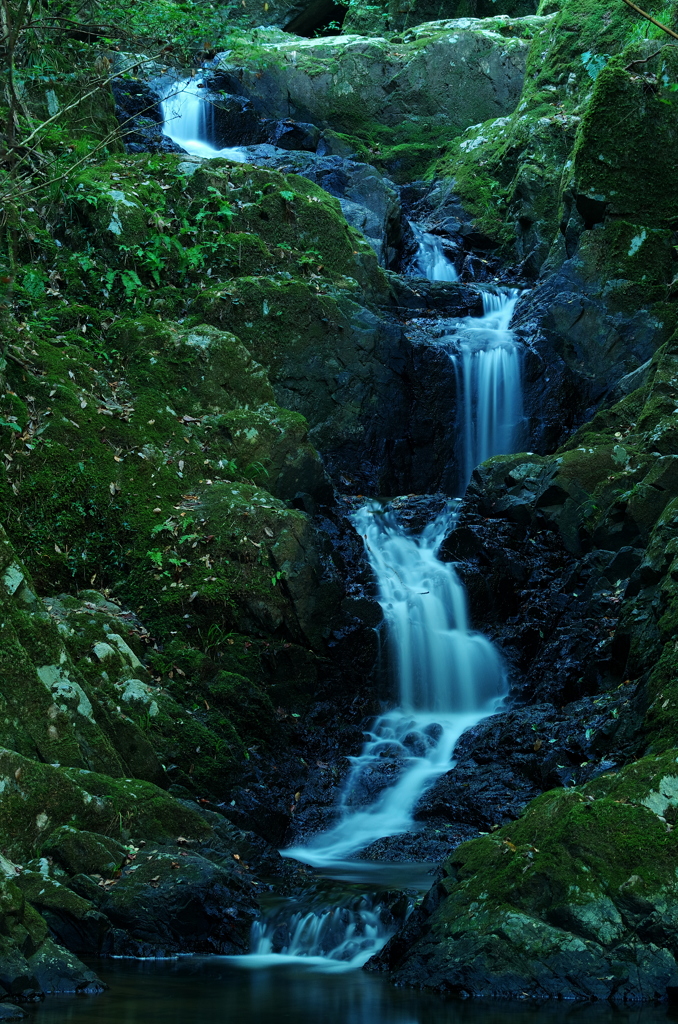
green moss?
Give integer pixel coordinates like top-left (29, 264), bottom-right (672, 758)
top-left (344, 0), bottom-right (538, 34)
top-left (208, 671), bottom-right (276, 743)
top-left (429, 749), bottom-right (678, 952)
top-left (0, 749), bottom-right (209, 861)
top-left (572, 53), bottom-right (678, 226)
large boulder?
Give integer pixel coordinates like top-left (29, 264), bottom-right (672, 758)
top-left (213, 17), bottom-right (547, 138)
top-left (344, 0), bottom-right (538, 34)
top-left (372, 751), bottom-right (678, 1001)
top-left (227, 147), bottom-right (402, 266)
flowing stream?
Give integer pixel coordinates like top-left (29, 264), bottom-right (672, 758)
top-left (160, 86), bottom-right (522, 972)
top-left (160, 78), bottom-right (247, 161)
top-left (410, 222), bottom-right (458, 281)
top-left (450, 289), bottom-right (524, 490)
top-left (283, 505), bottom-right (505, 872)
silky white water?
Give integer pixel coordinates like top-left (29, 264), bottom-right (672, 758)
top-left (283, 504), bottom-right (506, 871)
top-left (160, 78), bottom-right (247, 161)
top-left (450, 289), bottom-right (524, 491)
top-left (410, 222), bottom-right (457, 282)
top-left (234, 896), bottom-right (394, 972)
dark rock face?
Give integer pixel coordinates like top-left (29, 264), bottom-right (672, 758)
top-left (111, 79), bottom-right (183, 154)
top-left (369, 750), bottom-right (678, 1002)
top-left (99, 848), bottom-right (257, 956)
top-left (514, 248), bottom-right (672, 457)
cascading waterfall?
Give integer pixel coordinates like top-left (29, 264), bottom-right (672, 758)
top-left (450, 289), bottom-right (524, 491)
top-left (410, 222), bottom-right (457, 282)
top-left (283, 505), bottom-right (506, 871)
top-left (160, 78), bottom-right (247, 161)
top-left (261, 293), bottom-right (523, 967)
top-left (157, 80), bottom-right (530, 971)
top-left (235, 896), bottom-right (394, 971)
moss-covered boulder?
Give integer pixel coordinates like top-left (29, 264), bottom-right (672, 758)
top-left (344, 0), bottom-right (538, 34)
top-left (431, 0), bottom-right (678, 272)
top-left (0, 750), bottom-right (260, 957)
top-left (214, 18), bottom-right (544, 152)
top-left (376, 751), bottom-right (678, 1000)
top-left (0, 865), bottom-right (103, 1000)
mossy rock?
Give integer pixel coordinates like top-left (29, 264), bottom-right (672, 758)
top-left (41, 825), bottom-right (127, 878)
top-left (572, 51), bottom-right (678, 228)
top-left (0, 872), bottom-right (101, 999)
top-left (384, 749), bottom-right (678, 999)
top-left (208, 671), bottom-right (277, 743)
top-left (344, 0), bottom-right (538, 33)
top-left (0, 749), bottom-right (210, 862)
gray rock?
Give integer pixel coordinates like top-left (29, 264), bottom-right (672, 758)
top-left (0, 1004), bottom-right (26, 1021)
top-left (213, 17), bottom-right (548, 134)
top-left (237, 145), bottom-right (401, 265)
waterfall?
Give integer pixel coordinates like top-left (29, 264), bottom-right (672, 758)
top-left (450, 289), bottom-right (524, 491)
top-left (410, 222), bottom-right (457, 282)
top-left (283, 504), bottom-right (506, 869)
top-left (233, 896), bottom-right (395, 971)
top-left (160, 78), bottom-right (247, 161)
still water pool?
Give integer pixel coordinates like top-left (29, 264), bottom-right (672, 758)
top-left (24, 958), bottom-right (678, 1024)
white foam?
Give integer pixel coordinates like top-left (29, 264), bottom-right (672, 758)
top-left (160, 78), bottom-right (247, 161)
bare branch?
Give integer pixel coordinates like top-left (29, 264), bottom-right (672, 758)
top-left (620, 0), bottom-right (678, 42)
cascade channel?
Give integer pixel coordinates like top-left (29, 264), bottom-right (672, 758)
top-left (160, 78), bottom-right (247, 161)
top-left (159, 89), bottom-right (523, 972)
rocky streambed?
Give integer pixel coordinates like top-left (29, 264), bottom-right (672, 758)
top-left (3, 0), bottom-right (678, 1012)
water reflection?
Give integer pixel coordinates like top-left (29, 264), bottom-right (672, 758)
top-left (26, 958), bottom-right (678, 1024)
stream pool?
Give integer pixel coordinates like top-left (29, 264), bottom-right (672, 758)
top-left (25, 958), bottom-right (678, 1024)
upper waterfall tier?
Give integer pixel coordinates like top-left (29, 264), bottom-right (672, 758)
top-left (449, 288), bottom-right (524, 492)
top-left (160, 79), bottom-right (247, 161)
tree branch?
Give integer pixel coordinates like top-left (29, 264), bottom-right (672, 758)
top-left (620, 0), bottom-right (678, 42)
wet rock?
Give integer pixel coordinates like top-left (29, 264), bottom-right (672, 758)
top-left (111, 78), bottom-right (183, 153)
top-left (357, 825), bottom-right (478, 863)
top-left (234, 146), bottom-right (401, 266)
top-left (385, 493), bottom-right (451, 533)
top-left (212, 18), bottom-right (544, 137)
top-left (265, 119), bottom-right (321, 151)
top-left (0, 1005), bottom-right (26, 1020)
top-left (101, 849), bottom-right (257, 955)
top-left (0, 871), bottom-right (103, 1002)
top-left (12, 873), bottom-right (111, 956)
top-left (26, 938), bottom-right (104, 995)
top-left (372, 751), bottom-right (678, 1001)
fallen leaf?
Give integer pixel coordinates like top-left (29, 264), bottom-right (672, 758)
top-left (109, 482), bottom-right (116, 495)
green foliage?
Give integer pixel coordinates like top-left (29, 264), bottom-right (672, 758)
top-left (580, 50), bottom-right (611, 81)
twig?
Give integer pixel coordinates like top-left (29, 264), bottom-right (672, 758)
top-left (5, 51), bottom-right (165, 159)
top-left (620, 0), bottom-right (678, 42)
top-left (625, 42), bottom-right (678, 68)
